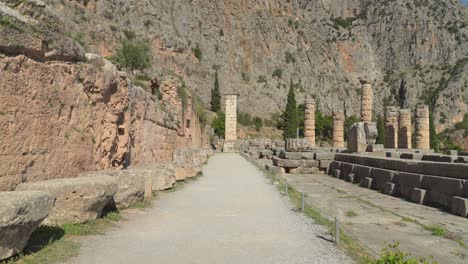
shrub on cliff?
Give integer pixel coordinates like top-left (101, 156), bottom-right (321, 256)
top-left (376, 115), bottom-right (386, 144)
top-left (253, 117), bottom-right (263, 132)
top-left (113, 40), bottom-right (151, 72)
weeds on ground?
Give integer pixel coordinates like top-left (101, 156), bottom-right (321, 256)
top-left (369, 242), bottom-right (438, 264)
top-left (346, 210), bottom-right (358, 217)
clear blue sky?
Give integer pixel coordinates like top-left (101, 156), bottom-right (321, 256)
top-left (463, 0), bottom-right (468, 5)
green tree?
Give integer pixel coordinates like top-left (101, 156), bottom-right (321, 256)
top-left (114, 40), bottom-right (151, 72)
top-left (211, 111), bottom-right (225, 138)
top-left (429, 111), bottom-right (440, 152)
top-left (282, 80), bottom-right (299, 139)
top-left (315, 111), bottom-right (333, 141)
top-left (210, 71), bottom-right (221, 112)
top-left (376, 115), bottom-right (386, 144)
top-left (253, 117), bottom-right (263, 132)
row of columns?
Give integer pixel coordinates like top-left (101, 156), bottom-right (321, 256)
top-left (303, 83), bottom-right (431, 150)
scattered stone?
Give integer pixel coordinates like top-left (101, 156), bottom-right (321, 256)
top-left (16, 176), bottom-right (118, 225)
top-left (0, 191), bottom-right (55, 260)
top-left (285, 138), bottom-right (313, 152)
top-left (278, 151), bottom-right (315, 160)
top-left (410, 188), bottom-right (427, 204)
top-left (451, 196), bottom-right (468, 217)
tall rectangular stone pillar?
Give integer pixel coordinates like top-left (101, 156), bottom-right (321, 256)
top-left (415, 105), bottom-right (430, 150)
top-left (304, 98), bottom-right (316, 147)
top-left (223, 94), bottom-right (238, 152)
top-left (360, 81), bottom-right (373, 123)
top-left (398, 109), bottom-right (412, 149)
top-left (385, 106), bottom-right (399, 149)
top-left (332, 110), bottom-right (344, 148)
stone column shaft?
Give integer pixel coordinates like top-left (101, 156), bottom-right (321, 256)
top-left (361, 83), bottom-right (373, 123)
top-left (398, 109), bottom-right (412, 149)
top-left (224, 95), bottom-right (237, 142)
top-left (333, 110), bottom-right (344, 148)
top-left (385, 106), bottom-right (399, 149)
top-left (304, 98), bottom-right (316, 147)
top-left (415, 105), bottom-right (430, 150)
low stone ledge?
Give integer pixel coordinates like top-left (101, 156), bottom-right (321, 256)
top-left (272, 158), bottom-right (318, 168)
top-left (278, 151), bottom-right (315, 160)
top-left (0, 191), bottom-right (55, 260)
top-left (16, 176), bottom-right (118, 225)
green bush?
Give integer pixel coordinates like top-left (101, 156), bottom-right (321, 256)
top-left (113, 40), bottom-right (151, 72)
top-left (282, 80), bottom-right (299, 139)
top-left (272, 68), bottom-right (283, 79)
top-left (211, 112), bottom-right (225, 138)
top-left (285, 51), bottom-right (295, 63)
top-left (454, 113), bottom-right (468, 131)
top-left (253, 117), bottom-right (263, 132)
top-left (193, 45), bottom-right (202, 61)
top-left (238, 112), bottom-right (253, 126)
top-left (315, 111), bottom-right (333, 141)
top-left (344, 115), bottom-right (360, 138)
top-left (257, 75), bottom-right (267, 83)
top-left (376, 115), bottom-right (386, 144)
top-left (211, 71), bottom-right (221, 112)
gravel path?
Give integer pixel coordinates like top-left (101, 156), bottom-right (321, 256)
top-left (66, 153), bottom-right (352, 264)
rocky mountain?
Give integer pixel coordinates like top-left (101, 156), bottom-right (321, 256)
top-left (1, 0), bottom-right (467, 133)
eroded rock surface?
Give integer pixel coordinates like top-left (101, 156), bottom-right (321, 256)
top-left (0, 191), bottom-right (55, 260)
top-left (16, 176), bottom-right (118, 225)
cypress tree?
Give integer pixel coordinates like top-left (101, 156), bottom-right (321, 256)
top-left (376, 115), bottom-right (386, 144)
top-left (282, 80), bottom-right (298, 139)
top-left (211, 71), bottom-right (221, 112)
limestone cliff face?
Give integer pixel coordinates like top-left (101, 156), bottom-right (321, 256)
top-left (24, 0), bottom-right (466, 133)
top-left (0, 55), bottom-right (209, 191)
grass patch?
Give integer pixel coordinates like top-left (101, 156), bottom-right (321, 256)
top-left (128, 200), bottom-right (152, 209)
top-left (423, 225), bottom-right (447, 237)
top-left (346, 210), bottom-right (358, 217)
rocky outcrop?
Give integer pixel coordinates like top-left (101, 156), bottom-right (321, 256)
top-left (79, 163), bottom-right (177, 209)
top-left (173, 147), bottom-right (212, 181)
top-left (0, 190), bottom-right (55, 260)
top-left (16, 176), bottom-right (118, 225)
top-left (0, 53), bottom-right (210, 191)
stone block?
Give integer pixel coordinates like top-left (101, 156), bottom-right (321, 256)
top-left (329, 161), bottom-right (341, 176)
top-left (319, 160), bottom-right (332, 172)
top-left (361, 177), bottom-right (373, 189)
top-left (367, 144), bottom-right (384, 152)
top-left (372, 168), bottom-right (397, 190)
top-left (426, 190), bottom-right (452, 209)
top-left (315, 152), bottom-right (334, 160)
top-left (451, 196), bottom-right (468, 217)
top-left (340, 162), bottom-right (355, 180)
top-left (16, 176), bottom-right (118, 225)
top-left (265, 164), bottom-right (285, 175)
top-left (422, 155), bottom-right (455, 163)
top-left (333, 169), bottom-right (341, 178)
top-left (397, 173), bottom-right (423, 197)
top-left (400, 153), bottom-right (423, 160)
top-left (354, 165), bottom-right (373, 184)
top-left (347, 122), bottom-right (367, 153)
top-left (272, 158), bottom-right (318, 168)
top-left (289, 167), bottom-right (320, 174)
top-left (285, 138), bottom-right (313, 152)
top-left (278, 151), bottom-right (315, 160)
top-left (410, 188), bottom-right (427, 204)
top-left (384, 182), bottom-right (398, 196)
top-left (0, 191), bottom-right (55, 260)
top-left (259, 150), bottom-right (273, 159)
top-left (421, 176), bottom-right (463, 197)
top-left (346, 173), bottom-right (355, 183)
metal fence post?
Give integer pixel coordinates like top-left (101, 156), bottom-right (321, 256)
top-left (301, 192), bottom-right (305, 212)
top-left (335, 217), bottom-right (340, 244)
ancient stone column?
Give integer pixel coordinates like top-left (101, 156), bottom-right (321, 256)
top-left (304, 97), bottom-right (316, 147)
top-left (398, 109), bottom-right (412, 149)
top-left (415, 105), bottom-right (430, 150)
top-left (332, 110), bottom-right (344, 148)
top-left (360, 81), bottom-right (373, 123)
top-left (224, 94), bottom-right (237, 142)
top-left (385, 106), bottom-right (399, 149)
